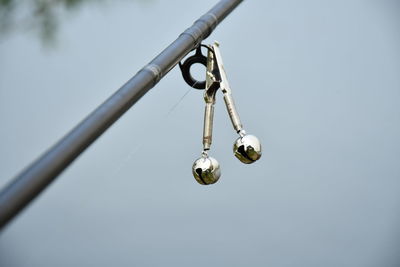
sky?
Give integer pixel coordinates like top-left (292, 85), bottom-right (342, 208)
top-left (0, 0), bottom-right (400, 266)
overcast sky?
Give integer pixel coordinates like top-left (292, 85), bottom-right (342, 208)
top-left (1, 0), bottom-right (400, 266)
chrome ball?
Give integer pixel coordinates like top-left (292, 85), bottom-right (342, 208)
top-left (192, 156), bottom-right (221, 185)
top-left (233, 134), bottom-right (262, 164)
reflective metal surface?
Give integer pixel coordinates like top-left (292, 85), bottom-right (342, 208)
top-left (202, 45), bottom-right (219, 151)
top-left (192, 156), bottom-right (221, 185)
top-left (212, 42), bottom-right (243, 133)
top-left (233, 134), bottom-right (262, 164)
top-left (192, 41), bottom-right (262, 184)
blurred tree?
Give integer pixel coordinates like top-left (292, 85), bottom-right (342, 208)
top-left (0, 0), bottom-right (126, 42)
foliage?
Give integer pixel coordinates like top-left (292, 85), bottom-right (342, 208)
top-left (0, 0), bottom-right (102, 42)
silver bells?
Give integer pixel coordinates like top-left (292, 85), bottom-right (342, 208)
top-left (192, 154), bottom-right (221, 185)
top-left (234, 134), bottom-right (262, 164)
top-left (180, 41), bottom-right (262, 185)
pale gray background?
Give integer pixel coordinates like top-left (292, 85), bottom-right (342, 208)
top-left (1, 0), bottom-right (400, 266)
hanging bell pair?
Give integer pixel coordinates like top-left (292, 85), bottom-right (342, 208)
top-left (179, 41), bottom-right (262, 185)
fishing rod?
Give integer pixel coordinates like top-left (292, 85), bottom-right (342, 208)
top-left (0, 0), bottom-right (244, 230)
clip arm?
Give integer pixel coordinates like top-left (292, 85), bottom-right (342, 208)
top-left (202, 46), bottom-right (219, 152)
top-left (212, 42), bottom-right (244, 135)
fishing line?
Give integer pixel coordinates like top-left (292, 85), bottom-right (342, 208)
top-left (77, 87), bottom-right (196, 209)
top-left (165, 87), bottom-right (192, 118)
top-left (110, 80), bottom-right (200, 177)
top-left (108, 87), bottom-right (194, 178)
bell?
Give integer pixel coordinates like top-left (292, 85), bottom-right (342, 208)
top-left (182, 41), bottom-right (262, 185)
top-left (192, 156), bottom-right (221, 185)
top-left (233, 134), bottom-right (262, 164)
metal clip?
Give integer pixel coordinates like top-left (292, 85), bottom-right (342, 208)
top-left (190, 41), bottom-right (262, 185)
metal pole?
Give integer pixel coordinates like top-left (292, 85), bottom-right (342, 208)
top-left (0, 0), bottom-right (243, 230)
